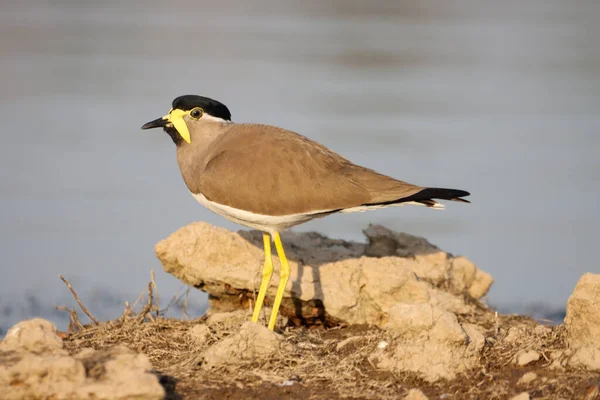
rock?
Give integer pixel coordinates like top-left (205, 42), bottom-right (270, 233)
top-left (0, 319), bottom-right (164, 400)
top-left (372, 304), bottom-right (484, 382)
top-left (363, 224), bottom-right (440, 258)
top-left (565, 273), bottom-right (600, 348)
top-left (0, 352), bottom-right (86, 400)
top-left (566, 346), bottom-right (600, 371)
top-left (73, 345), bottom-right (165, 399)
top-left (514, 349), bottom-right (540, 366)
top-left (517, 372), bottom-right (538, 386)
top-left (200, 321), bottom-right (284, 369)
top-left (205, 309), bottom-right (248, 327)
top-left (563, 275), bottom-right (600, 372)
top-left (510, 393), bottom-right (530, 400)
top-left (450, 256), bottom-right (494, 299)
top-left (155, 222), bottom-right (493, 328)
top-left (504, 327), bottom-right (527, 345)
top-left (0, 318), bottom-right (64, 354)
top-left (363, 225), bottom-right (493, 297)
top-left (404, 388), bottom-right (429, 400)
top-left (384, 304), bottom-right (465, 341)
top-left (462, 323), bottom-right (486, 351)
top-left (189, 324), bottom-right (211, 345)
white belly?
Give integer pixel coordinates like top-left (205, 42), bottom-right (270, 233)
top-left (190, 192), bottom-right (323, 233)
top-left (189, 192), bottom-right (441, 233)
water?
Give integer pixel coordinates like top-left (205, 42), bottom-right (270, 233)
top-left (1, 0), bottom-right (598, 332)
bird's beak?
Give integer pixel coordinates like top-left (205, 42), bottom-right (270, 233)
top-left (141, 108), bottom-right (191, 143)
top-left (141, 117), bottom-right (168, 130)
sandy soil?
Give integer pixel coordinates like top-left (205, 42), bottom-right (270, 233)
top-left (62, 312), bottom-right (599, 400)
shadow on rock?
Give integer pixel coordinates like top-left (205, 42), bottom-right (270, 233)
top-left (155, 222), bottom-right (494, 329)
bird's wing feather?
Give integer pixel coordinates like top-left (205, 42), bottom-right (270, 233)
top-left (196, 124), bottom-right (423, 216)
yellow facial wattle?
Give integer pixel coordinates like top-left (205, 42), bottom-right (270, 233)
top-left (162, 108), bottom-right (191, 143)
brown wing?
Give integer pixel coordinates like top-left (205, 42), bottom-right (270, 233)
top-left (195, 124), bottom-right (424, 216)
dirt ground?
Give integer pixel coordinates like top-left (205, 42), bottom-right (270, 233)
top-left (62, 310), bottom-right (599, 400)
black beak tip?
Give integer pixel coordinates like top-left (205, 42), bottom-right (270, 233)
top-left (141, 117), bottom-right (166, 130)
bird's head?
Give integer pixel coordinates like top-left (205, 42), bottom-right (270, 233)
top-left (141, 95), bottom-right (232, 145)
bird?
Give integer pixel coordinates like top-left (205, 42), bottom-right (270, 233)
top-left (142, 95), bottom-right (470, 331)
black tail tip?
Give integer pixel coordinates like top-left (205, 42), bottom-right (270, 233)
top-left (450, 189), bottom-right (470, 202)
top-left (450, 189), bottom-right (470, 198)
top-left (450, 197), bottom-right (471, 204)
top-left (422, 188), bottom-right (470, 201)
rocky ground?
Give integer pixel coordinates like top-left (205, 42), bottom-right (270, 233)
top-left (1, 223), bottom-right (599, 399)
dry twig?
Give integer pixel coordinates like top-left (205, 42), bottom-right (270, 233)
top-left (162, 286), bottom-right (183, 315)
top-left (151, 268), bottom-right (160, 317)
top-left (58, 274), bottom-right (99, 325)
top-left (55, 305), bottom-right (84, 332)
top-left (131, 287), bottom-right (148, 312)
top-left (137, 282), bottom-right (154, 323)
top-left (119, 301), bottom-right (133, 321)
top-left (174, 287), bottom-right (191, 318)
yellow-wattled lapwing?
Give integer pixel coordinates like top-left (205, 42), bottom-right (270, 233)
top-left (142, 95), bottom-right (470, 330)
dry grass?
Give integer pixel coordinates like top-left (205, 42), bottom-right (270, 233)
top-left (57, 273), bottom-right (599, 400)
top-left (60, 312), bottom-right (599, 400)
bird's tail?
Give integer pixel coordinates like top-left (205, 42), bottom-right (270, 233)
top-left (366, 187), bottom-right (470, 210)
top-left (401, 187), bottom-right (470, 209)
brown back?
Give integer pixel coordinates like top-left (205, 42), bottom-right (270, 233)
top-left (177, 123), bottom-right (424, 216)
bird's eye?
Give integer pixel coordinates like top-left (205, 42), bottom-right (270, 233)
top-left (190, 107), bottom-right (204, 119)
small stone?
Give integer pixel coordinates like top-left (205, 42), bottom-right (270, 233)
top-left (517, 372), bottom-right (538, 386)
top-left (504, 327), bottom-right (526, 344)
top-left (377, 340), bottom-right (388, 350)
top-left (514, 349), bottom-right (540, 366)
top-left (405, 388), bottom-right (429, 400)
top-left (205, 310), bottom-right (248, 327)
top-left (510, 393), bottom-right (530, 400)
top-left (189, 324), bottom-right (211, 345)
top-left (0, 318), bottom-right (64, 354)
top-left (385, 304), bottom-right (465, 343)
top-left (200, 321), bottom-right (284, 369)
top-left (278, 380), bottom-right (295, 387)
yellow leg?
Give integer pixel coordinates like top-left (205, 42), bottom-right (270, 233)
top-left (252, 233), bottom-right (273, 323)
top-left (268, 232), bottom-right (290, 331)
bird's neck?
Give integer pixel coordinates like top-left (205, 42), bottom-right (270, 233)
top-left (175, 121), bottom-right (231, 193)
